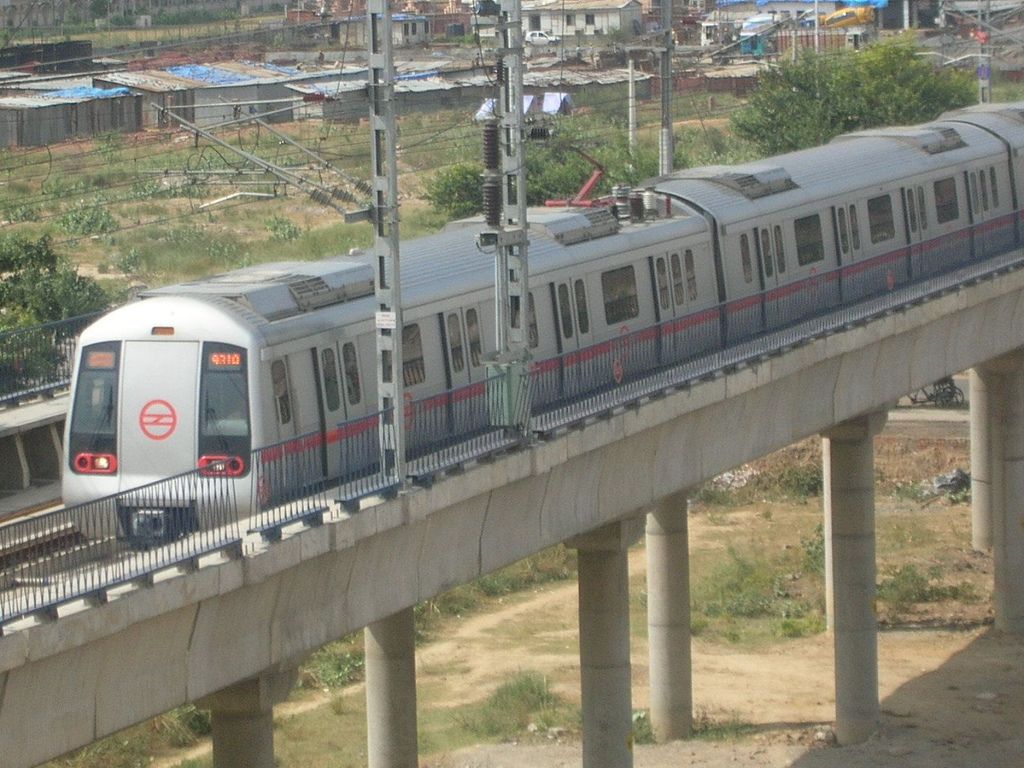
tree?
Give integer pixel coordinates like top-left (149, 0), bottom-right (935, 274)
top-left (731, 37), bottom-right (975, 155)
top-left (0, 235), bottom-right (108, 329)
top-left (424, 163), bottom-right (484, 220)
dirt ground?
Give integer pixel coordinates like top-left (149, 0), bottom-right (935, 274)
top-left (155, 413), bottom-right (1024, 768)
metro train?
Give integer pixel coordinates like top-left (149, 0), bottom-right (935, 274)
top-left (63, 102), bottom-right (1024, 537)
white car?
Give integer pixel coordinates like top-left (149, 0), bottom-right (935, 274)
top-left (524, 30), bottom-right (560, 45)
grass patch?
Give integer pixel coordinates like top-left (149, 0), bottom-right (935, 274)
top-left (691, 541), bottom-right (824, 644)
top-left (877, 564), bottom-right (977, 615)
top-left (692, 708), bottom-right (756, 741)
top-left (451, 672), bottom-right (574, 740)
top-left (300, 636), bottom-right (365, 690)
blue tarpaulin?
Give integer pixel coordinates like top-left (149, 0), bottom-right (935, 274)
top-left (165, 65), bottom-right (250, 85)
top-left (43, 86), bottom-right (131, 100)
top-left (752, 0), bottom-right (888, 5)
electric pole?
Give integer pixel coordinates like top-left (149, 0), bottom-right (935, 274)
top-left (660, 0), bottom-right (674, 175)
top-left (479, 0), bottom-right (531, 435)
top-left (368, 0), bottom-right (406, 483)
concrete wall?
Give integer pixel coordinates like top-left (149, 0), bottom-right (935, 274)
top-left (3, 265), bottom-right (1024, 766)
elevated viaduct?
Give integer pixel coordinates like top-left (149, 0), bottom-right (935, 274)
top-left (2, 262), bottom-right (1024, 767)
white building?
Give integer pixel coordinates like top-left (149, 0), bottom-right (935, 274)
top-left (522, 0), bottom-right (643, 39)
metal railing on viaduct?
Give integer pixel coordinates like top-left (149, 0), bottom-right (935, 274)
top-left (2, 242), bottom-right (1023, 629)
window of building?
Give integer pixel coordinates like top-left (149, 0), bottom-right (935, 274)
top-left (601, 265), bottom-right (639, 324)
top-left (585, 12), bottom-right (595, 24)
top-left (867, 194), bottom-right (895, 243)
top-left (566, 13), bottom-right (575, 25)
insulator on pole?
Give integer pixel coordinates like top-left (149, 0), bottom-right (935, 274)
top-left (483, 177), bottom-right (502, 228)
top-left (483, 120), bottom-right (501, 171)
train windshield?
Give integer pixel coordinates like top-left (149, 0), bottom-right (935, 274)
top-left (69, 341), bottom-right (120, 462)
top-left (199, 343), bottom-right (251, 470)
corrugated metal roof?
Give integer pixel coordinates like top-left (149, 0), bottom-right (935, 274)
top-left (524, 0), bottom-right (640, 9)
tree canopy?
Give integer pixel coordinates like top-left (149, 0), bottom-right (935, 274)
top-left (731, 37), bottom-right (976, 155)
top-left (0, 235), bottom-right (108, 329)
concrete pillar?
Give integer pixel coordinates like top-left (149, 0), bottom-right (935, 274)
top-left (971, 367), bottom-right (996, 551)
top-left (199, 667), bottom-right (297, 768)
top-left (645, 491), bottom-right (692, 741)
top-left (993, 353), bottom-right (1024, 633)
top-left (570, 518), bottom-right (643, 768)
top-left (822, 412), bottom-right (885, 745)
top-left (365, 607), bottom-right (418, 768)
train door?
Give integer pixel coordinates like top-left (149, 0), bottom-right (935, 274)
top-left (318, 344), bottom-right (346, 478)
top-left (554, 276), bottom-right (595, 397)
top-left (756, 225), bottom-right (784, 329)
top-left (649, 252), bottom-right (687, 364)
top-left (964, 169), bottom-right (980, 261)
top-left (269, 357), bottom-right (298, 443)
top-left (902, 185), bottom-right (924, 280)
top-left (440, 305), bottom-right (486, 391)
top-left (119, 340), bottom-right (199, 489)
top-left (969, 167), bottom-right (994, 259)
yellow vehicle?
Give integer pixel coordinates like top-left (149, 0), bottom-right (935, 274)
top-left (819, 6), bottom-right (874, 27)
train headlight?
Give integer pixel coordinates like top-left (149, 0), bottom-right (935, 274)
top-left (198, 455), bottom-right (246, 477)
top-left (73, 452), bottom-right (118, 474)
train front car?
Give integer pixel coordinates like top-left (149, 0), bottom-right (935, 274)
top-left (63, 296), bottom-right (260, 544)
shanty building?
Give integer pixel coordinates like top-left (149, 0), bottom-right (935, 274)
top-left (0, 86), bottom-right (142, 147)
top-left (522, 0), bottom-right (643, 39)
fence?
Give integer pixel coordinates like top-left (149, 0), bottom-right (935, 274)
top-left (0, 312), bottom-right (104, 407)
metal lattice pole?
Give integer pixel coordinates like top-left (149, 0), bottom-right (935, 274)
top-left (479, 0), bottom-right (531, 434)
top-left (368, 0), bottom-right (405, 483)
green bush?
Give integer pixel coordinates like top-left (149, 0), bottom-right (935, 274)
top-left (454, 672), bottom-right (567, 739)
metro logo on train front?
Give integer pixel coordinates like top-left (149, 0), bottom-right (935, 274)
top-left (139, 399), bottom-right (178, 441)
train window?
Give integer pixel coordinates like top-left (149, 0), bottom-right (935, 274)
top-left (601, 266), bottom-right (639, 324)
top-left (794, 214), bottom-right (825, 266)
top-left (848, 205), bottom-right (861, 250)
top-left (69, 341), bottom-right (120, 465)
top-left (200, 343), bottom-right (251, 467)
top-left (684, 250), bottom-right (698, 300)
top-left (990, 167), bottom-right (1000, 208)
top-left (907, 191), bottom-right (918, 234)
top-left (403, 324), bottom-right (426, 386)
top-left (446, 313), bottom-right (465, 373)
top-left (917, 187), bottom-right (928, 230)
top-left (740, 235), bottom-right (753, 283)
top-left (969, 171), bottom-right (980, 213)
top-left (466, 309), bottom-right (482, 366)
top-left (934, 177), bottom-right (959, 223)
top-left (574, 279), bottom-right (590, 335)
top-left (271, 360), bottom-right (291, 425)
top-left (837, 208), bottom-right (850, 255)
top-left (980, 170), bottom-right (990, 212)
top-left (773, 225), bottom-right (786, 273)
top-left (655, 257), bottom-right (670, 310)
top-left (342, 342), bottom-right (361, 405)
top-left (867, 194), bottom-right (895, 244)
top-left (557, 283), bottom-right (574, 339)
top-left (321, 348), bottom-right (341, 412)
top-left (760, 229), bottom-right (773, 277)
top-left (671, 253), bottom-right (686, 302)
top-left (527, 293), bottom-right (539, 349)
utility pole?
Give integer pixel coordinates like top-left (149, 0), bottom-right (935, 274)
top-left (659, 0), bottom-right (674, 175)
top-left (367, 0), bottom-right (406, 483)
top-left (479, 0), bottom-right (531, 435)
top-left (979, 0), bottom-right (992, 104)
